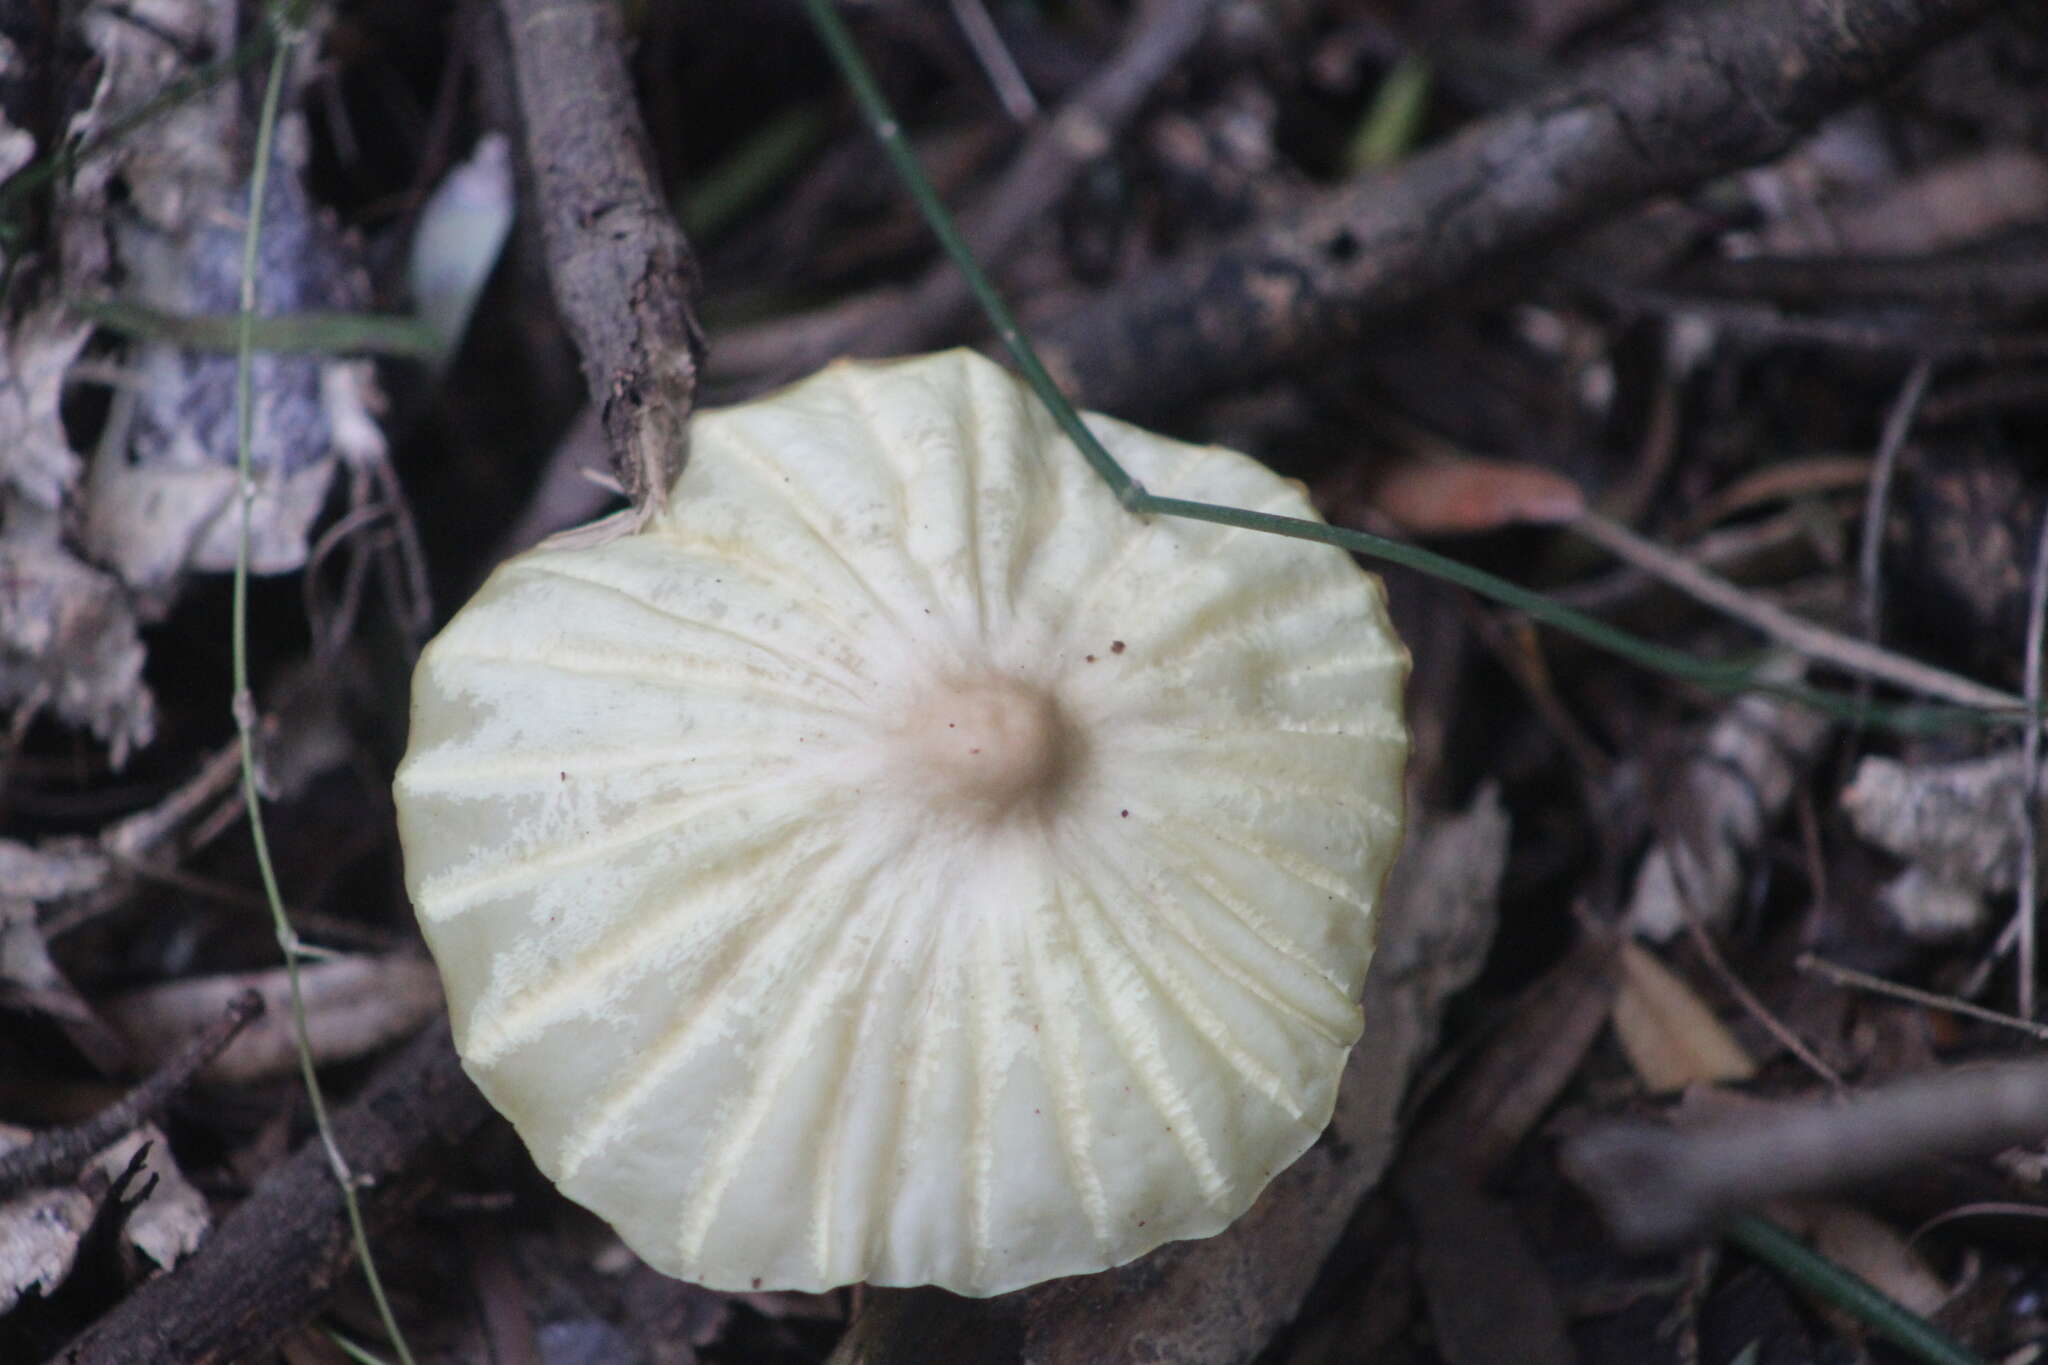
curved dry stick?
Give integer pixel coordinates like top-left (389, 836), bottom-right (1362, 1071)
top-left (1571, 512), bottom-right (2021, 713)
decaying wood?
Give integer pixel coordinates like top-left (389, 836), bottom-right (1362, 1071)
top-left (498, 0), bottom-right (706, 520)
top-left (50, 1025), bottom-right (489, 1365)
top-left (1039, 0), bottom-right (2000, 416)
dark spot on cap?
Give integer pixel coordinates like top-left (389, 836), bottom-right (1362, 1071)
top-left (1111, 640), bottom-right (1125, 654)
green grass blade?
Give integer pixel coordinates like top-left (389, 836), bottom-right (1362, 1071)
top-left (77, 298), bottom-right (442, 358)
top-left (1723, 1214), bottom-right (1989, 1365)
top-left (229, 14), bottom-right (417, 1365)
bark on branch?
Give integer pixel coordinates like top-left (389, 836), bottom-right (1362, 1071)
top-left (1038, 0), bottom-right (1998, 416)
top-left (500, 0), bottom-right (706, 518)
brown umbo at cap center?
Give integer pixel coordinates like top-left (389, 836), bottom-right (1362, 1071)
top-left (900, 675), bottom-right (1073, 816)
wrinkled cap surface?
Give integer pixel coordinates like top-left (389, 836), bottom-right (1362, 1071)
top-left (394, 350), bottom-right (1409, 1296)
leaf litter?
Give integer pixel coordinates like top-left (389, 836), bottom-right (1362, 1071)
top-left (6, 3), bottom-right (2048, 1363)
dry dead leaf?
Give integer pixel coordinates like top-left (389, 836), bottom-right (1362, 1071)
top-left (91, 1126), bottom-right (209, 1274)
top-left (1628, 660), bottom-right (1832, 939)
top-left (1366, 783), bottom-right (1510, 1080)
top-left (1842, 751), bottom-right (2027, 895)
top-left (1877, 865), bottom-right (1989, 942)
top-left (0, 536), bottom-right (155, 766)
top-left (1399, 1161), bottom-right (1576, 1365)
top-left (0, 1123), bottom-right (94, 1314)
top-left (0, 302), bottom-right (92, 511)
top-left (1612, 940), bottom-right (1757, 1093)
top-left (0, 1121), bottom-right (207, 1314)
top-left (56, 0), bottom-right (386, 608)
top-left (1365, 450), bottom-right (1586, 535)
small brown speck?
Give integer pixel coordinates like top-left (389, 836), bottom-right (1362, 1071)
top-left (559, 772), bottom-right (568, 781)
top-left (752, 1277), bottom-right (763, 1290)
top-left (1120, 809), bottom-right (1129, 818)
top-left (1085, 655), bottom-right (1097, 663)
top-left (1111, 640), bottom-right (1126, 654)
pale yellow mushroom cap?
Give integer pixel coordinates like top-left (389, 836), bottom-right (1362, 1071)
top-left (393, 350), bottom-right (1409, 1297)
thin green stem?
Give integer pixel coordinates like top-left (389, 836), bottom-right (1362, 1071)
top-left (230, 16), bottom-right (415, 1365)
top-left (800, 0), bottom-right (2012, 736)
top-left (1137, 495), bottom-right (1989, 732)
top-left (1347, 53), bottom-right (1432, 171)
top-left (77, 298), bottom-right (442, 358)
top-left (800, 0), bottom-right (1144, 508)
top-left (1722, 1214), bottom-right (1988, 1365)
top-left (327, 1329), bottom-right (395, 1365)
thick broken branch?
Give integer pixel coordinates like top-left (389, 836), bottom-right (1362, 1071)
top-left (499, 0), bottom-right (705, 517)
top-left (1038, 0), bottom-right (1998, 416)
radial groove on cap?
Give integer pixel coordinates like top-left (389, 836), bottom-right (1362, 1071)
top-left (395, 349), bottom-right (1409, 1296)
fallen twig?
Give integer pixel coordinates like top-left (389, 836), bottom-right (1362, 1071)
top-left (0, 990), bottom-right (262, 1199)
top-left (1033, 0), bottom-right (1999, 416)
top-left (1563, 1058), bottom-right (2048, 1250)
top-left (1571, 512), bottom-right (2022, 712)
top-left (1797, 953), bottom-right (2048, 1044)
top-left (717, 0), bottom-right (1224, 383)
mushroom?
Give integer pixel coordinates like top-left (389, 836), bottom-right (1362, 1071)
top-left (392, 349), bottom-right (1409, 1296)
